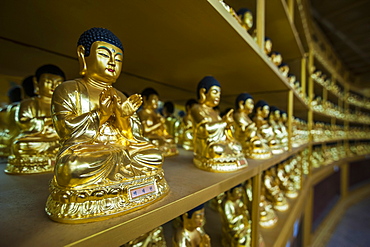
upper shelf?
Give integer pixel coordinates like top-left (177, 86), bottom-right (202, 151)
top-left (0, 0), bottom-right (304, 108)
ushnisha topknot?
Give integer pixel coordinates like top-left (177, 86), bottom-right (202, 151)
top-left (186, 203), bottom-right (205, 219)
top-left (197, 76), bottom-right (221, 99)
top-left (235, 93), bottom-right (253, 109)
top-left (77, 27), bottom-right (124, 57)
top-left (237, 8), bottom-right (252, 16)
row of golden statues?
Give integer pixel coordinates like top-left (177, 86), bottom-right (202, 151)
top-left (0, 27), bottom-right (297, 224)
top-left (1, 26), bottom-right (368, 231)
top-left (124, 150), bottom-right (308, 247)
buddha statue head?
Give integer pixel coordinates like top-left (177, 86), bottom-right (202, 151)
top-left (264, 37), bottom-right (272, 55)
top-left (288, 74), bottom-right (296, 84)
top-left (163, 101), bottom-right (174, 118)
top-left (22, 75), bottom-right (37, 98)
top-left (270, 51), bottom-right (282, 66)
top-left (235, 93), bottom-right (254, 114)
top-left (185, 98), bottom-right (197, 113)
top-left (227, 184), bottom-right (244, 201)
top-left (142, 87), bottom-right (159, 110)
top-left (34, 64), bottom-right (65, 98)
top-left (255, 100), bottom-right (270, 119)
top-left (197, 76), bottom-right (221, 107)
top-left (278, 63), bottom-right (289, 77)
top-left (269, 106), bottom-right (280, 121)
top-left (236, 8), bottom-right (253, 31)
top-left (77, 27), bottom-right (124, 85)
top-left (182, 204), bottom-right (206, 231)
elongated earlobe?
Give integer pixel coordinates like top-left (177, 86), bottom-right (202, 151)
top-left (199, 88), bottom-right (206, 104)
top-left (77, 45), bottom-right (87, 76)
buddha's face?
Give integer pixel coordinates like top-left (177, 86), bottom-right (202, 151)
top-left (282, 113), bottom-right (287, 121)
top-left (261, 105), bottom-right (270, 118)
top-left (186, 208), bottom-right (205, 229)
top-left (145, 94), bottom-right (159, 110)
top-left (242, 12), bottom-right (253, 30)
top-left (204, 86), bottom-right (221, 108)
top-left (37, 73), bottom-right (64, 98)
top-left (244, 98), bottom-right (254, 113)
top-left (273, 110), bottom-right (280, 119)
top-left (272, 54), bottom-right (282, 65)
top-left (264, 40), bottom-right (272, 54)
top-left (82, 41), bottom-right (123, 84)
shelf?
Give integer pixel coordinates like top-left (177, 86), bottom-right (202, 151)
top-left (0, 145), bottom-right (308, 247)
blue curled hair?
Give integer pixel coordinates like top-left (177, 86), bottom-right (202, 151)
top-left (197, 76), bottom-right (221, 99)
top-left (235, 93), bottom-right (253, 109)
top-left (35, 64), bottom-right (65, 82)
top-left (254, 100), bottom-right (269, 113)
top-left (187, 203), bottom-right (205, 219)
top-left (236, 8), bottom-right (252, 16)
top-left (77, 27), bottom-right (124, 57)
top-left (278, 63), bottom-right (288, 68)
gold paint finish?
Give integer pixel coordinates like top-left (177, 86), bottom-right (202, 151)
top-left (45, 37), bottom-right (169, 223)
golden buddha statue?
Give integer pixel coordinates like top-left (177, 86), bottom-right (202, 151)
top-left (0, 86), bottom-right (22, 157)
top-left (263, 168), bottom-right (289, 212)
top-left (163, 101), bottom-right (180, 144)
top-left (219, 184), bottom-right (251, 247)
top-left (264, 37), bottom-right (272, 56)
top-left (288, 74), bottom-right (296, 85)
top-left (278, 63), bottom-right (289, 77)
top-left (138, 88), bottom-right (178, 157)
top-left (236, 8), bottom-right (253, 32)
top-left (270, 52), bottom-right (282, 66)
top-left (45, 27), bottom-right (169, 223)
top-left (173, 204), bottom-right (211, 247)
top-left (190, 76), bottom-right (247, 172)
top-left (276, 163), bottom-right (298, 199)
top-left (233, 93), bottom-right (272, 159)
top-left (253, 100), bottom-right (284, 154)
top-left (179, 99), bottom-right (197, 151)
top-left (5, 64), bottom-right (65, 174)
top-left (122, 226), bottom-right (167, 247)
top-left (259, 186), bottom-right (278, 228)
top-left (268, 106), bottom-right (288, 151)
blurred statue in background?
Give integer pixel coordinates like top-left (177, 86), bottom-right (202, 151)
top-left (5, 64), bottom-right (65, 174)
top-left (179, 99), bottom-right (197, 151)
top-left (233, 93), bottom-right (272, 159)
top-left (190, 76), bottom-right (247, 172)
top-left (263, 168), bottom-right (289, 212)
top-left (45, 27), bottom-right (169, 223)
top-left (162, 101), bottom-right (180, 144)
top-left (173, 204), bottom-right (211, 247)
top-left (268, 106), bottom-right (288, 151)
top-left (138, 87), bottom-right (178, 157)
top-left (236, 8), bottom-right (253, 33)
top-left (0, 86), bottom-right (23, 157)
top-left (253, 100), bottom-right (284, 154)
top-left (220, 184), bottom-right (251, 247)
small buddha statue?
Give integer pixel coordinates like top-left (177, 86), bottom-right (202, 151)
top-left (190, 76), bottom-right (247, 172)
top-left (5, 64), bottom-right (65, 174)
top-left (263, 168), bottom-right (289, 212)
top-left (138, 88), bottom-right (178, 157)
top-left (253, 100), bottom-right (284, 154)
top-left (264, 37), bottom-right (272, 56)
top-left (0, 86), bottom-right (23, 157)
top-left (173, 204), bottom-right (211, 247)
top-left (219, 184), bottom-right (251, 247)
top-left (233, 93), bottom-right (272, 159)
top-left (276, 163), bottom-right (298, 198)
top-left (268, 106), bottom-right (288, 151)
top-left (259, 186), bottom-right (278, 228)
top-left (162, 101), bottom-right (181, 144)
top-left (45, 27), bottom-right (169, 223)
top-left (236, 8), bottom-right (253, 33)
top-left (287, 74), bottom-right (296, 85)
top-left (278, 63), bottom-right (289, 77)
top-left (269, 52), bottom-right (282, 66)
top-left (122, 226), bottom-right (167, 247)
top-left (179, 99), bottom-right (197, 151)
